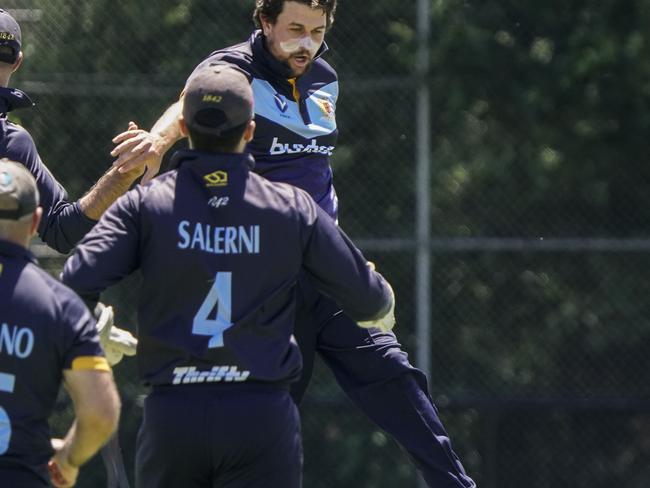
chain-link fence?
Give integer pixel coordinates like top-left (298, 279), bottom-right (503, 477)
top-left (5, 0), bottom-right (650, 487)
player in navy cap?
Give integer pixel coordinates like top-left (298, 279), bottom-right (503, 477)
top-left (0, 8), bottom-right (143, 254)
top-left (0, 11), bottom-right (137, 484)
top-left (110, 1), bottom-right (475, 486)
top-left (0, 3), bottom-right (136, 371)
top-left (63, 64), bottom-right (395, 487)
top-left (0, 9), bottom-right (21, 65)
top-left (0, 160), bottom-right (121, 487)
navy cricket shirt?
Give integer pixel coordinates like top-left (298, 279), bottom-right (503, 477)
top-left (62, 150), bottom-right (391, 387)
top-left (0, 87), bottom-right (95, 253)
top-left (0, 239), bottom-right (108, 486)
top-left (191, 30), bottom-right (340, 219)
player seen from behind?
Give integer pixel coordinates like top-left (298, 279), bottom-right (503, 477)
top-left (62, 65), bottom-right (395, 488)
top-left (0, 160), bottom-right (120, 488)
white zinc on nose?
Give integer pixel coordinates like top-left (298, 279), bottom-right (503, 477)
top-left (279, 35), bottom-right (318, 55)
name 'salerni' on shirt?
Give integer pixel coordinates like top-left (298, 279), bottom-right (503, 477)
top-left (177, 220), bottom-right (260, 255)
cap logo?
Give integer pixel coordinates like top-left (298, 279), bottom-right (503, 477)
top-left (202, 94), bottom-right (223, 104)
top-left (0, 32), bottom-right (15, 41)
top-left (0, 171), bottom-right (13, 188)
top-left (204, 170), bottom-right (228, 187)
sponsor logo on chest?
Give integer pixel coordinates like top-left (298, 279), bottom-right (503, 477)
top-left (269, 137), bottom-right (334, 156)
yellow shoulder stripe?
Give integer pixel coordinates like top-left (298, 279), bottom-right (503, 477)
top-left (71, 356), bottom-right (111, 372)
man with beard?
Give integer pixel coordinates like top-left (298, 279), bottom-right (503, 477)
top-left (110, 2), bottom-right (475, 486)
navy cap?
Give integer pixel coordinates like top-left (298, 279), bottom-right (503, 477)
top-left (0, 159), bottom-right (39, 220)
top-left (183, 65), bottom-right (254, 136)
top-left (0, 9), bottom-right (21, 64)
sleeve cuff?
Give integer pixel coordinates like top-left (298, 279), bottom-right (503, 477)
top-left (71, 356), bottom-right (112, 372)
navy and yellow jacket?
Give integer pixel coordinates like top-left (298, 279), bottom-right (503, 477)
top-left (62, 150), bottom-right (392, 388)
top-left (0, 87), bottom-right (95, 253)
top-left (192, 30), bottom-right (340, 219)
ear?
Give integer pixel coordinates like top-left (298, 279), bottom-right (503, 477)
top-left (260, 16), bottom-right (273, 36)
top-left (12, 51), bottom-right (23, 73)
top-left (178, 115), bottom-right (189, 137)
top-left (244, 120), bottom-right (256, 143)
top-left (30, 207), bottom-right (42, 237)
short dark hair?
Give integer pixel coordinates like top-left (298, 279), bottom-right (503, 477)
top-left (253, 0), bottom-right (337, 29)
top-left (0, 45), bottom-right (16, 64)
top-left (186, 122), bottom-right (249, 154)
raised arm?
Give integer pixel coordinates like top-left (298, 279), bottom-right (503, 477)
top-left (76, 122), bottom-right (146, 221)
top-left (109, 50), bottom-right (253, 183)
top-left (50, 369), bottom-right (120, 487)
top-left (299, 194), bottom-right (394, 323)
top-left (61, 188), bottom-right (143, 303)
top-left (110, 101), bottom-right (185, 184)
top-left (6, 124), bottom-right (141, 253)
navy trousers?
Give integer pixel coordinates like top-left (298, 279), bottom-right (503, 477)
top-left (136, 384), bottom-right (302, 488)
top-left (291, 274), bottom-right (476, 488)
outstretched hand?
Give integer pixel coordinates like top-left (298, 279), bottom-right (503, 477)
top-left (111, 121), bottom-right (163, 184)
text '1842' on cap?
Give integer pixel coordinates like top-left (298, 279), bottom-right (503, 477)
top-left (183, 65), bottom-right (254, 136)
top-left (0, 9), bottom-right (21, 64)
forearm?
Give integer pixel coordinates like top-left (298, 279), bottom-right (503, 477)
top-left (150, 100), bottom-right (185, 151)
top-left (77, 166), bottom-right (142, 221)
top-left (60, 413), bottom-right (117, 468)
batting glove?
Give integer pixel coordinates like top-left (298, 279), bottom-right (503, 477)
top-left (94, 303), bottom-right (138, 366)
top-left (357, 279), bottom-right (396, 333)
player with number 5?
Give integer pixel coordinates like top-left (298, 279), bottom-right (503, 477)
top-left (0, 161), bottom-right (120, 487)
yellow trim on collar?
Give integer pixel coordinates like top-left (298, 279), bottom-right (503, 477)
top-left (287, 78), bottom-right (300, 102)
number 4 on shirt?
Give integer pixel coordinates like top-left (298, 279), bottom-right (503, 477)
top-left (192, 272), bottom-right (233, 348)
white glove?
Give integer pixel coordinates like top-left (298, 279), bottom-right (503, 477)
top-left (357, 278), bottom-right (396, 333)
top-left (94, 303), bottom-right (138, 366)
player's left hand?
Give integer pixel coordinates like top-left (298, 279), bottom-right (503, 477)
top-left (49, 438), bottom-right (78, 488)
top-left (357, 279), bottom-right (396, 333)
top-left (94, 303), bottom-right (138, 366)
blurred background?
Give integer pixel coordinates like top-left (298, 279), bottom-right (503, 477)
top-left (4, 0), bottom-right (650, 487)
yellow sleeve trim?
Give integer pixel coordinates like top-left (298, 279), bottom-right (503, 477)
top-left (71, 356), bottom-right (111, 372)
